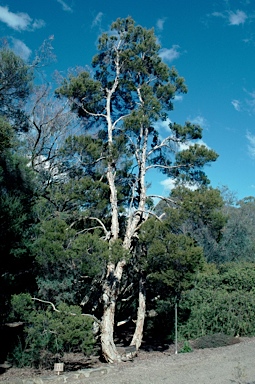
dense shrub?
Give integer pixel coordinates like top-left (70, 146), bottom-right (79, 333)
top-left (8, 294), bottom-right (95, 368)
top-left (179, 263), bottom-right (255, 339)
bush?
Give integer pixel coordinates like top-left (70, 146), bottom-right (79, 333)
top-left (192, 333), bottom-right (239, 349)
top-left (179, 263), bottom-right (255, 339)
top-left (8, 294), bottom-right (96, 368)
top-left (179, 341), bottom-right (193, 353)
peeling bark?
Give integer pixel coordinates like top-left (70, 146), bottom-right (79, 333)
top-left (130, 276), bottom-right (146, 349)
top-left (101, 300), bottom-right (121, 363)
top-left (100, 260), bottom-right (126, 362)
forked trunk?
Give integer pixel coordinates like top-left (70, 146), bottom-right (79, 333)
top-left (130, 276), bottom-right (146, 349)
top-left (100, 260), bottom-right (126, 362)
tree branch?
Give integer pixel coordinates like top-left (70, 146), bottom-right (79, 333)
top-left (32, 297), bottom-right (101, 325)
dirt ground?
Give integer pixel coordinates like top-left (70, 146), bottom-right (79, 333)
top-left (1, 338), bottom-right (255, 383)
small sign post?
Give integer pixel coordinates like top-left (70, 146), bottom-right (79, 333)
top-left (175, 301), bottom-right (178, 354)
top-left (54, 363), bottom-right (64, 375)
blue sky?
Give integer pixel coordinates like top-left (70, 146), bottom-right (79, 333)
top-left (0, 0), bottom-right (255, 200)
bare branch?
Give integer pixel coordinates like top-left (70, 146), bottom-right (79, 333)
top-left (112, 113), bottom-right (130, 130)
top-left (147, 195), bottom-right (176, 205)
top-left (67, 216), bottom-right (109, 238)
top-left (147, 136), bottom-right (180, 157)
top-left (32, 297), bottom-right (60, 312)
top-left (32, 297), bottom-right (101, 325)
top-left (117, 316), bottom-right (131, 326)
top-left (5, 322), bottom-right (24, 327)
top-left (80, 101), bottom-right (107, 118)
top-left (146, 163), bottom-right (190, 171)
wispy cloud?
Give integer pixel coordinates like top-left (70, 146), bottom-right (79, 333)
top-left (156, 17), bottom-right (167, 31)
top-left (174, 95), bottom-right (183, 102)
top-left (160, 178), bottom-right (176, 192)
top-left (228, 10), bottom-right (247, 25)
top-left (56, 0), bottom-right (73, 12)
top-left (212, 9), bottom-right (248, 26)
top-left (10, 38), bottom-right (31, 61)
top-left (0, 5), bottom-right (45, 31)
top-left (231, 99), bottom-right (241, 111)
top-left (159, 45), bottom-right (180, 62)
top-left (188, 115), bottom-right (209, 129)
top-left (245, 90), bottom-right (255, 113)
top-left (92, 12), bottom-right (103, 28)
top-left (160, 177), bottom-right (198, 192)
top-left (246, 131), bottom-right (255, 159)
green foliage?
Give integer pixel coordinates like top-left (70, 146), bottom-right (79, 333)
top-left (179, 263), bottom-right (255, 339)
top-left (0, 152), bottom-right (36, 321)
top-left (32, 218), bottom-right (108, 304)
top-left (156, 186), bottom-right (226, 262)
top-left (140, 218), bottom-right (204, 298)
top-left (0, 47), bottom-right (33, 131)
top-left (179, 340), bottom-right (193, 353)
top-left (0, 116), bottom-right (14, 152)
top-left (9, 294), bottom-right (95, 368)
top-left (217, 197), bottom-right (255, 263)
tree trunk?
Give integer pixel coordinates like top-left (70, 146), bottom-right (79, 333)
top-left (130, 275), bottom-right (146, 349)
top-left (100, 259), bottom-right (126, 362)
top-left (101, 300), bottom-right (121, 363)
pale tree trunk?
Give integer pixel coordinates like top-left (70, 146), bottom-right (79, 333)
top-left (128, 126), bottom-right (148, 349)
top-left (100, 56), bottom-right (122, 362)
top-left (101, 298), bottom-right (121, 362)
top-left (100, 260), bottom-right (126, 362)
top-left (130, 275), bottom-right (146, 349)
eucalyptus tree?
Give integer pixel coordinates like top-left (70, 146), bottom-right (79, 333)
top-left (56, 17), bottom-right (218, 362)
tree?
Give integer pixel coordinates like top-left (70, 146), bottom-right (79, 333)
top-left (0, 117), bottom-right (36, 324)
top-left (0, 48), bottom-right (34, 304)
top-left (217, 197), bottom-right (255, 263)
top-left (0, 47), bottom-right (33, 131)
top-left (162, 186), bottom-right (227, 262)
top-left (56, 17), bottom-right (218, 362)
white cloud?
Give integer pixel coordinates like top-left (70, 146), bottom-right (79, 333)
top-left (160, 178), bottom-right (198, 192)
top-left (246, 131), bottom-right (255, 159)
top-left (188, 115), bottom-right (209, 129)
top-left (228, 10), bottom-right (247, 25)
top-left (154, 118), bottom-right (172, 133)
top-left (156, 17), bottom-right (167, 31)
top-left (56, 0), bottom-right (73, 12)
top-left (245, 90), bottom-right (255, 113)
top-left (212, 9), bottom-right (248, 26)
top-left (159, 45), bottom-right (180, 62)
top-left (160, 178), bottom-right (176, 192)
top-left (10, 38), bottom-right (31, 61)
top-left (92, 12), bottom-right (103, 28)
top-left (231, 99), bottom-right (241, 111)
top-left (178, 139), bottom-right (209, 152)
top-left (212, 11), bottom-right (225, 19)
top-left (32, 19), bottom-right (46, 29)
top-left (0, 5), bottom-right (45, 31)
top-left (174, 95), bottom-right (183, 102)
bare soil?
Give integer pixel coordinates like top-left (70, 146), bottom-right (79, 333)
top-left (1, 338), bottom-right (255, 383)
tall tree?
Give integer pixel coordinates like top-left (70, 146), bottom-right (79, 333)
top-left (0, 47), bottom-right (33, 131)
top-left (56, 17), bottom-right (218, 362)
top-left (0, 47), bottom-right (36, 323)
